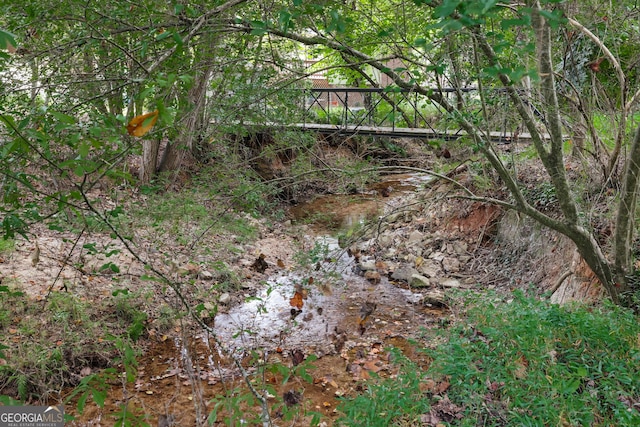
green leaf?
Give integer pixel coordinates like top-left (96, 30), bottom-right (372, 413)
top-left (140, 41), bottom-right (148, 58)
top-left (434, 0), bottom-right (460, 18)
top-left (0, 29), bottom-right (17, 50)
top-left (50, 111), bottom-right (77, 124)
top-left (279, 9), bottom-right (292, 33)
top-left (414, 37), bottom-right (427, 47)
top-left (155, 30), bottom-right (173, 41)
top-left (538, 9), bottom-right (567, 29)
top-left (92, 388), bottom-right (106, 408)
top-left (250, 20), bottom-right (268, 36)
top-left (78, 141), bottom-right (90, 159)
top-left (77, 393), bottom-right (88, 413)
top-left (480, 0), bottom-right (499, 15)
top-left (73, 164), bottom-right (86, 177)
top-left (501, 16), bottom-right (531, 30)
top-left (172, 32), bottom-right (183, 47)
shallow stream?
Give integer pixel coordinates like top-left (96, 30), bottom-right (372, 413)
top-left (69, 173), bottom-right (445, 426)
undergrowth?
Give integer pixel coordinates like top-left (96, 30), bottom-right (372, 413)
top-left (337, 291), bottom-right (640, 426)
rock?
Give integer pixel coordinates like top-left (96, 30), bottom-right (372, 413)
top-left (442, 257), bottom-right (461, 273)
top-left (391, 265), bottom-right (418, 282)
top-left (377, 234), bottom-right (394, 248)
top-left (219, 293), bottom-right (231, 304)
top-left (459, 255), bottom-right (472, 264)
top-left (199, 270), bottom-right (214, 280)
top-left (364, 271), bottom-right (381, 284)
top-left (407, 230), bottom-right (424, 245)
top-left (410, 274), bottom-right (431, 288)
top-left (358, 259), bottom-right (377, 271)
top-left (452, 240), bottom-right (468, 255)
top-left (420, 289), bottom-right (448, 308)
top-left (430, 252), bottom-right (445, 262)
top-left (418, 260), bottom-right (442, 278)
top-left (383, 248), bottom-right (397, 258)
top-left (439, 278), bottom-right (462, 288)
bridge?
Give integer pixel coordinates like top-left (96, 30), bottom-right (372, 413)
top-left (282, 87), bottom-right (542, 143)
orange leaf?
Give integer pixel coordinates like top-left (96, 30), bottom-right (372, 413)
top-left (290, 291), bottom-right (304, 309)
top-left (127, 110), bottom-right (159, 137)
top-left (363, 359), bottom-right (382, 373)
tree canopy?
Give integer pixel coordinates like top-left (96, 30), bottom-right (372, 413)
top-left (2, 0), bottom-right (640, 305)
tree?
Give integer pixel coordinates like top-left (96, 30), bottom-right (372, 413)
top-left (3, 0), bottom-right (640, 307)
top-left (238, 0), bottom-right (640, 304)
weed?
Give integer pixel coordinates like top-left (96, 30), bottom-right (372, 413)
top-left (336, 348), bottom-right (430, 426)
top-left (207, 354), bottom-right (322, 426)
top-left (523, 181), bottom-right (558, 210)
top-left (425, 291), bottom-right (640, 426)
top-left (0, 238), bottom-right (14, 254)
top-left (112, 289), bottom-right (149, 341)
top-left (293, 240), bottom-right (332, 268)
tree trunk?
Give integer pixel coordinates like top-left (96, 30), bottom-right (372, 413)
top-left (140, 139), bottom-right (160, 184)
top-left (613, 124), bottom-right (640, 294)
top-left (159, 68), bottom-right (211, 173)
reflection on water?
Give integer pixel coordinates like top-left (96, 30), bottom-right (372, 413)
top-left (288, 173), bottom-right (432, 231)
top-left (212, 237), bottom-right (424, 355)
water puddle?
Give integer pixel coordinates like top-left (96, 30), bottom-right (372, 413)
top-left (289, 173), bottom-right (432, 231)
top-left (212, 237), bottom-right (429, 357)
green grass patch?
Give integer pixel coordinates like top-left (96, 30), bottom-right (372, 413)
top-left (427, 291), bottom-right (640, 426)
top-left (0, 238), bottom-right (14, 254)
top-left (336, 348), bottom-right (430, 426)
top-left (337, 291), bottom-right (640, 426)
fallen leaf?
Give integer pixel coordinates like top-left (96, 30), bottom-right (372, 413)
top-left (420, 378), bottom-right (438, 394)
top-left (513, 355), bottom-right (528, 379)
top-left (277, 259), bottom-right (285, 268)
top-left (290, 291), bottom-right (304, 309)
top-left (251, 254), bottom-right (268, 273)
top-left (436, 380), bottom-right (450, 394)
top-left (290, 349), bottom-right (304, 366)
top-left (126, 110), bottom-right (159, 137)
top-left (283, 390), bottom-right (302, 407)
top-left (319, 282), bottom-right (332, 295)
top-left (363, 360), bottom-right (382, 373)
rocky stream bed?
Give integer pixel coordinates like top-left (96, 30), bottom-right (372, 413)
top-left (0, 169), bottom-right (603, 426)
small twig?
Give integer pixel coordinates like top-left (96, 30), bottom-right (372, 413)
top-left (43, 227), bottom-right (86, 303)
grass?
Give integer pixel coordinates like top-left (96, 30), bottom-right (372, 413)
top-left (0, 286), bottom-right (148, 402)
top-left (336, 348), bottom-right (430, 426)
top-left (0, 238), bottom-right (14, 254)
top-left (337, 290), bottom-right (640, 426)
